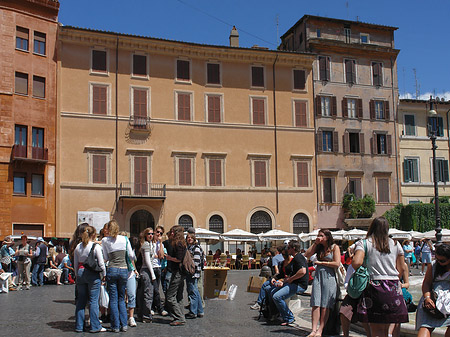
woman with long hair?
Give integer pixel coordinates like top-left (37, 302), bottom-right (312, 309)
top-left (416, 243), bottom-right (450, 336)
top-left (305, 229), bottom-right (341, 337)
top-left (136, 227), bottom-right (156, 323)
top-left (185, 232), bottom-right (204, 319)
top-left (165, 225), bottom-right (187, 326)
top-left (352, 217), bottom-right (408, 337)
top-left (152, 225), bottom-right (167, 316)
top-left (102, 220), bottom-right (135, 332)
top-left (73, 225), bottom-right (106, 332)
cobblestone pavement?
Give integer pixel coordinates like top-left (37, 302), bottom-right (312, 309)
top-left (0, 267), bottom-right (432, 337)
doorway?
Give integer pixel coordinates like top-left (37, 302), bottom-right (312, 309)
top-left (130, 210), bottom-right (154, 237)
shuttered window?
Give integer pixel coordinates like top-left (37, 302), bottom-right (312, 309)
top-left (428, 116), bottom-right (444, 137)
top-left (31, 174), bottom-right (44, 196)
top-left (404, 114), bottom-right (416, 136)
top-left (16, 26), bottom-right (29, 51)
top-left (318, 56), bottom-right (330, 81)
top-left (254, 160), bottom-right (267, 187)
top-left (15, 72), bottom-right (28, 95)
top-left (372, 62), bottom-right (383, 86)
top-left (133, 88), bottom-right (147, 117)
top-left (179, 158), bottom-right (192, 186)
top-left (207, 63), bottom-right (220, 85)
top-left (33, 31), bottom-right (46, 55)
top-left (348, 178), bottom-right (362, 198)
top-left (293, 69), bottom-right (306, 90)
top-left (322, 131), bottom-right (333, 152)
top-left (177, 93), bottom-right (191, 121)
top-left (345, 59), bottom-right (356, 84)
top-left (209, 159), bottom-right (222, 186)
top-left (33, 76), bottom-right (45, 98)
top-left (436, 159), bottom-right (449, 183)
top-left (297, 162), bottom-right (308, 187)
top-left (251, 66), bottom-right (264, 87)
top-left (177, 60), bottom-right (190, 81)
top-left (252, 98), bottom-right (265, 125)
top-left (294, 101), bottom-right (307, 127)
top-left (93, 155), bottom-right (107, 184)
top-left (92, 85), bottom-right (107, 115)
top-left (207, 95), bottom-right (221, 123)
top-left (323, 177), bottom-right (335, 203)
top-left (92, 50), bottom-right (107, 72)
top-left (377, 178), bottom-right (389, 203)
top-left (134, 156), bottom-right (148, 195)
top-left (403, 158), bottom-right (419, 183)
top-left (133, 54), bottom-right (147, 76)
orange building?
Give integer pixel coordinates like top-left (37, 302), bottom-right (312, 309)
top-left (0, 0), bottom-right (59, 238)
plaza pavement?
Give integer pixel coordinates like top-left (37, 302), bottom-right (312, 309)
top-left (0, 266), bottom-right (445, 336)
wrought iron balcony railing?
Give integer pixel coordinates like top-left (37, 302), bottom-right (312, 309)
top-left (119, 183), bottom-right (166, 199)
top-left (129, 115), bottom-right (151, 131)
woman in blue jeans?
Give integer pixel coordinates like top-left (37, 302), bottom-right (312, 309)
top-left (185, 232), bottom-right (204, 319)
top-left (73, 225), bottom-right (106, 333)
top-left (102, 220), bottom-right (135, 332)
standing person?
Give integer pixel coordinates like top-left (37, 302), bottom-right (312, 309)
top-left (416, 243), bottom-right (450, 337)
top-left (304, 229), bottom-right (341, 337)
top-left (414, 241), bottom-right (422, 270)
top-left (185, 232), bottom-right (204, 319)
top-left (73, 225), bottom-right (106, 333)
top-left (421, 239), bottom-right (434, 276)
top-left (352, 217), bottom-right (408, 337)
top-left (165, 225), bottom-right (187, 326)
top-left (403, 239), bottom-right (414, 276)
top-left (31, 237), bottom-right (48, 286)
top-left (152, 226), bottom-right (168, 316)
top-left (102, 220), bottom-right (135, 332)
top-left (137, 227), bottom-right (156, 323)
top-left (0, 237), bottom-right (14, 272)
top-left (15, 234), bottom-right (33, 290)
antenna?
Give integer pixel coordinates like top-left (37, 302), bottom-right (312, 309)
top-left (346, 1), bottom-right (349, 19)
top-left (413, 68), bottom-right (420, 99)
top-left (276, 14), bottom-right (279, 46)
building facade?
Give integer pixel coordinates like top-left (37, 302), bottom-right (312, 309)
top-left (0, 0), bottom-right (59, 238)
top-left (280, 15), bottom-right (400, 228)
top-left (398, 99), bottom-right (450, 204)
top-left (56, 26), bottom-right (317, 239)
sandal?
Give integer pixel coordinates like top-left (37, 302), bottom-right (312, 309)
top-left (307, 332), bottom-right (317, 337)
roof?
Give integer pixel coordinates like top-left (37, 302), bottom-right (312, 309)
top-left (400, 98), bottom-right (450, 104)
top-left (281, 14), bottom-right (398, 39)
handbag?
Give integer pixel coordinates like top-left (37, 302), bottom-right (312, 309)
top-left (84, 243), bottom-right (102, 272)
top-left (423, 289), bottom-right (446, 319)
top-left (336, 262), bottom-right (346, 288)
top-left (125, 237), bottom-right (134, 272)
top-left (180, 248), bottom-right (195, 276)
top-left (347, 239), bottom-right (369, 299)
top-left (99, 284), bottom-right (109, 308)
top-left (0, 255), bottom-right (11, 265)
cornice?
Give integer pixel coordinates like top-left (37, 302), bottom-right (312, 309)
top-left (308, 39), bottom-right (399, 58)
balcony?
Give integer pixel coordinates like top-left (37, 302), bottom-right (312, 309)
top-left (119, 183), bottom-right (166, 199)
top-left (129, 115), bottom-right (151, 132)
top-left (12, 145), bottom-right (48, 163)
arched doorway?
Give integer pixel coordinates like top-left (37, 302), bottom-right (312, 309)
top-left (178, 214), bottom-right (193, 231)
top-left (130, 210), bottom-right (154, 237)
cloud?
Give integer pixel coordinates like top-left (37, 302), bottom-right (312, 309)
top-left (400, 92), bottom-right (450, 101)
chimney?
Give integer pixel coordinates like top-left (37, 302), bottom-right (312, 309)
top-left (229, 26), bottom-right (239, 47)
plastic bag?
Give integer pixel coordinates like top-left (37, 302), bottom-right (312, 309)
top-left (227, 284), bottom-right (238, 301)
top-left (99, 284), bottom-right (109, 308)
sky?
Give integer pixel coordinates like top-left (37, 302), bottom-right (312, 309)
top-left (58, 0), bottom-right (450, 100)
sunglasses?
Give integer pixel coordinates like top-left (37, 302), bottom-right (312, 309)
top-left (436, 258), bottom-right (449, 264)
top-left (147, 233), bottom-right (154, 236)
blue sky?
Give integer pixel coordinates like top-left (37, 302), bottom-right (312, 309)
top-left (59, 0), bottom-right (450, 100)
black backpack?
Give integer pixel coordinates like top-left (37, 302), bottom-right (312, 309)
top-left (84, 243), bottom-right (102, 272)
top-left (258, 295), bottom-right (279, 322)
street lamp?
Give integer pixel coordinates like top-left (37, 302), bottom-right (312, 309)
top-left (428, 96), bottom-right (442, 243)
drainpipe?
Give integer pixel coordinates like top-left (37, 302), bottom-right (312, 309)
top-left (115, 35), bottom-right (119, 212)
top-left (272, 53), bottom-right (279, 214)
top-left (446, 109), bottom-right (450, 165)
top-left (391, 57), bottom-right (400, 204)
top-left (312, 62), bottom-right (319, 214)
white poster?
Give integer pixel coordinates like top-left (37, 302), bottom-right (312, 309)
top-left (77, 211), bottom-right (111, 233)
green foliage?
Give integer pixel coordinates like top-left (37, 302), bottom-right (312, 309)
top-left (430, 196), bottom-right (450, 204)
top-left (383, 204), bottom-right (403, 229)
top-left (401, 203), bottom-right (450, 232)
top-left (342, 194), bottom-right (376, 219)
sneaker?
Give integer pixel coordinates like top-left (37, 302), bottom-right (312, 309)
top-left (185, 312), bottom-right (196, 319)
top-left (250, 302), bottom-right (261, 310)
top-left (160, 310), bottom-right (169, 316)
top-left (420, 271), bottom-right (424, 276)
top-left (150, 310), bottom-right (155, 315)
top-left (120, 326), bottom-right (128, 332)
top-left (128, 317), bottom-right (137, 327)
top-left (109, 328), bottom-right (120, 333)
top-left (90, 327), bottom-right (107, 333)
top-left (197, 313), bottom-right (204, 318)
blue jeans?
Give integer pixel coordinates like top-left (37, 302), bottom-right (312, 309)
top-left (257, 280), bottom-right (274, 304)
top-left (186, 276), bottom-right (203, 315)
top-left (32, 263), bottom-right (45, 286)
top-left (75, 268), bottom-right (102, 332)
top-left (106, 267), bottom-right (128, 330)
top-left (126, 273), bottom-right (136, 309)
top-left (270, 282), bottom-right (305, 323)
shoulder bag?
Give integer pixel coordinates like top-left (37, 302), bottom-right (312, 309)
top-left (84, 243), bottom-right (103, 272)
top-left (423, 264), bottom-right (446, 319)
top-left (181, 247), bottom-right (195, 276)
top-left (347, 239), bottom-right (369, 299)
top-left (125, 237), bottom-right (134, 272)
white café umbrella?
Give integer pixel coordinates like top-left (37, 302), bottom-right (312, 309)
top-left (331, 229), bottom-right (347, 241)
top-left (409, 231), bottom-right (424, 240)
top-left (299, 232), bottom-right (310, 242)
top-left (416, 229), bottom-right (450, 241)
top-left (307, 229), bottom-right (320, 241)
top-left (258, 229), bottom-right (298, 242)
top-left (220, 228), bottom-right (258, 242)
top-left (344, 229), bottom-right (367, 240)
top-left (193, 227), bottom-right (221, 240)
top-left (388, 228), bottom-right (412, 240)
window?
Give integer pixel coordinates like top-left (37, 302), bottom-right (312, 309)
top-left (251, 97), bottom-right (266, 125)
top-left (209, 215), bottom-right (224, 233)
top-left (321, 96), bottom-right (331, 116)
top-left (372, 132), bottom-right (392, 155)
top-left (16, 26), bottom-right (29, 51)
top-left (318, 56), bottom-right (330, 81)
top-left (322, 131), bottom-right (333, 152)
top-left (316, 29), bottom-right (321, 38)
top-left (31, 174), bottom-right (44, 196)
top-left (15, 72), bottom-right (28, 95)
top-left (294, 101), bottom-right (307, 127)
top-left (293, 213), bottom-right (309, 234)
top-left (322, 177), bottom-right (335, 203)
top-left (348, 177), bottom-right (362, 198)
top-left (344, 59), bottom-right (356, 84)
top-left (251, 66), bottom-right (264, 87)
top-left (176, 92), bottom-right (192, 121)
top-left (134, 156), bottom-right (148, 195)
top-left (32, 76), bottom-right (45, 98)
top-left (176, 59), bottom-right (190, 81)
top-left (133, 88), bottom-right (148, 118)
top-left (403, 158), bottom-right (419, 183)
top-left (377, 134), bottom-right (387, 154)
top-left (372, 62), bottom-right (383, 86)
top-left (344, 28), bottom-right (351, 43)
top-left (370, 100), bottom-right (390, 121)
top-left (207, 95), bottom-right (222, 123)
top-left (346, 98), bottom-right (357, 118)
top-left (293, 69), bottom-right (306, 90)
top-left (254, 160), bottom-right (267, 187)
top-left (377, 178), bottom-right (390, 203)
top-left (360, 34), bottom-right (369, 44)
top-left (435, 159), bottom-right (449, 182)
top-left (296, 161), bottom-right (309, 187)
top-left (92, 84), bottom-right (108, 115)
top-left (92, 50), bottom-right (107, 73)
top-left (15, 125), bottom-right (27, 147)
top-left (179, 215), bottom-right (194, 231)
top-left (132, 54), bottom-right (147, 77)
top-left (13, 173), bottom-right (26, 195)
top-left (344, 132), bottom-right (364, 154)
top-left (404, 114), bottom-right (416, 136)
top-left (33, 31), bottom-right (46, 55)
top-left (428, 116), bottom-right (444, 137)
top-left (32, 127), bottom-right (44, 158)
top-left (92, 154), bottom-right (107, 184)
top-left (250, 211), bottom-right (272, 234)
top-left (178, 157), bottom-right (193, 186)
top-left (316, 95), bottom-right (336, 117)
top-left (375, 101), bottom-right (384, 119)
top-left (317, 130), bottom-right (338, 153)
top-left (207, 63), bottom-right (221, 85)
top-left (208, 158), bottom-right (223, 187)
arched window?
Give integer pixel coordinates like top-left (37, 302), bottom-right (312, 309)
top-left (209, 215), bottom-right (224, 233)
top-left (178, 214), bottom-right (193, 231)
top-left (293, 213), bottom-right (309, 234)
top-left (130, 210), bottom-right (154, 237)
top-left (250, 211), bottom-right (272, 234)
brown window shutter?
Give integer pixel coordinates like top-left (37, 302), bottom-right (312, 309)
top-left (134, 89), bottom-right (147, 117)
top-left (208, 96), bottom-right (221, 122)
top-left (297, 162), bottom-right (308, 187)
top-left (179, 158), bottom-right (191, 185)
top-left (133, 54), bottom-right (147, 76)
top-left (352, 60), bottom-right (356, 83)
top-left (342, 98), bottom-right (348, 118)
top-left (369, 100), bottom-right (375, 120)
top-left (345, 59), bottom-right (353, 83)
top-left (387, 135), bottom-right (392, 155)
top-left (178, 93), bottom-right (190, 121)
top-left (15, 72), bottom-right (28, 95)
top-left (33, 76), bottom-right (45, 98)
top-left (317, 131), bottom-right (323, 153)
top-left (333, 131), bottom-right (339, 153)
top-left (319, 57), bottom-right (326, 80)
top-left (253, 98), bottom-right (265, 125)
top-left (252, 66), bottom-right (264, 87)
top-left (295, 101), bottom-right (307, 127)
top-left (254, 161), bottom-right (266, 187)
top-left (359, 133), bottom-right (365, 154)
top-left (373, 132), bottom-right (378, 154)
top-left (315, 97), bottom-right (322, 117)
top-left (343, 132), bottom-right (349, 153)
top-left (293, 69), bottom-right (306, 90)
top-left (93, 86), bottom-right (107, 115)
top-left (385, 101), bottom-right (390, 121)
top-left (177, 60), bottom-right (190, 80)
top-left (326, 57), bottom-right (330, 81)
top-left (209, 159), bottom-right (222, 186)
top-left (16, 26), bottom-right (29, 39)
top-left (93, 155), bottom-right (106, 184)
top-left (357, 99), bottom-right (363, 119)
top-left (331, 96), bottom-right (337, 117)
top-left (207, 63), bottom-right (220, 84)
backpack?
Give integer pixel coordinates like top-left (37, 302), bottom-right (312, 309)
top-left (181, 248), bottom-right (195, 276)
top-left (84, 243), bottom-right (103, 272)
top-left (259, 295), bottom-right (279, 321)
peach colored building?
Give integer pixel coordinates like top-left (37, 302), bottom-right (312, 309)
top-left (0, 0), bottom-right (59, 238)
top-left (56, 26), bottom-right (317, 242)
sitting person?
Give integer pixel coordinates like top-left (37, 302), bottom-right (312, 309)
top-left (213, 249), bottom-right (221, 263)
top-left (235, 248), bottom-right (243, 270)
top-left (44, 245), bottom-right (63, 285)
